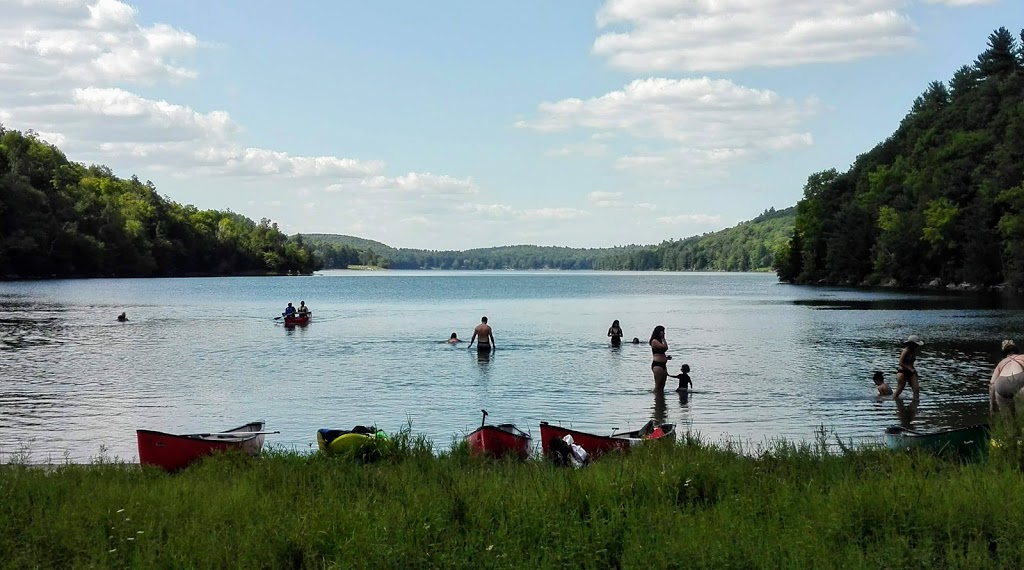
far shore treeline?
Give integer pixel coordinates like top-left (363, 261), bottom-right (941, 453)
top-left (0, 126), bottom-right (319, 279)
top-left (776, 27), bottom-right (1024, 289)
top-left (302, 206), bottom-right (794, 272)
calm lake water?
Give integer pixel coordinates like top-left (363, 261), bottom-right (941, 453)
top-left (2, 270), bottom-right (1022, 462)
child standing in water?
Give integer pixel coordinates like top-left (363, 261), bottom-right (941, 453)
top-left (873, 371), bottom-right (893, 396)
top-left (671, 364), bottom-right (692, 393)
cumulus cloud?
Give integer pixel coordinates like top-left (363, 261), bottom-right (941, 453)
top-left (656, 213), bottom-right (722, 226)
top-left (593, 0), bottom-right (909, 73)
top-left (0, 0), bottom-right (476, 205)
top-left (456, 203), bottom-right (589, 221)
top-left (591, 0), bottom-right (984, 72)
top-left (519, 77), bottom-right (819, 175)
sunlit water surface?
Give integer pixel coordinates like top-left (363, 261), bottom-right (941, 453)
top-left (2, 271), bottom-right (1022, 462)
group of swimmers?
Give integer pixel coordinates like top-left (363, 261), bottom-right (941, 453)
top-left (608, 320), bottom-right (691, 393)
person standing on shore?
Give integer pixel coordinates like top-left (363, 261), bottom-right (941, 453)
top-left (892, 335), bottom-right (923, 399)
top-left (468, 316), bottom-right (495, 354)
top-left (650, 325), bottom-right (670, 392)
top-left (607, 320), bottom-right (623, 347)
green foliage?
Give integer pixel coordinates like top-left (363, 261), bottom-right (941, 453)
top-left (776, 27), bottom-right (1024, 287)
top-left (0, 128), bottom-right (320, 278)
top-left (7, 434), bottom-right (1024, 568)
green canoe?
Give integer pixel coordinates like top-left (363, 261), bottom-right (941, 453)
top-left (884, 424), bottom-right (990, 460)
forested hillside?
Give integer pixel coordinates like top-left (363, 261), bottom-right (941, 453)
top-left (776, 27), bottom-right (1024, 288)
top-left (594, 207), bottom-right (794, 271)
top-left (0, 127), bottom-right (319, 279)
top-left (304, 207), bottom-right (793, 271)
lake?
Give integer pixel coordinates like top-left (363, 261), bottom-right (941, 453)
top-left (1, 270), bottom-right (1020, 463)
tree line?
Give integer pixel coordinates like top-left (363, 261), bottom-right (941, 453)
top-left (0, 127), bottom-right (319, 279)
top-left (303, 207), bottom-right (793, 271)
top-left (775, 27), bottom-right (1024, 289)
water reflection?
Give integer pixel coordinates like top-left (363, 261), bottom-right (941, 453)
top-left (652, 392), bottom-right (666, 425)
top-left (895, 397), bottom-right (920, 428)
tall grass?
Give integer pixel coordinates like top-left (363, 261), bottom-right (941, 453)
top-left (3, 424), bottom-right (1024, 569)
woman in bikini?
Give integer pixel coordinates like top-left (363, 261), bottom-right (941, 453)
top-left (649, 325), bottom-right (670, 392)
top-left (892, 335), bottom-right (923, 399)
top-left (607, 320), bottom-right (623, 347)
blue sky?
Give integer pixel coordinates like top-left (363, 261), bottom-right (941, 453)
top-left (0, 0), bottom-right (1016, 249)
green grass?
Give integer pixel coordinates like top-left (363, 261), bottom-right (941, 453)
top-left (4, 427), bottom-right (1024, 569)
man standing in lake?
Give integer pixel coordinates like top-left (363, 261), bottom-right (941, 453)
top-left (468, 316), bottom-right (495, 354)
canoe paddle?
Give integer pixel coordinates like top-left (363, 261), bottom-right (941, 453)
top-left (480, 409), bottom-right (488, 429)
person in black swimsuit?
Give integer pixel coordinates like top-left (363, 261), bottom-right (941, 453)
top-left (892, 335), bottom-right (923, 399)
top-left (607, 320), bottom-right (623, 346)
top-left (649, 325), bottom-right (670, 392)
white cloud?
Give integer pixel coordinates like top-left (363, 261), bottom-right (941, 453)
top-left (592, 0), bottom-right (923, 72)
top-left (656, 213), bottom-right (722, 226)
top-left (0, 0), bottom-right (477, 211)
top-left (455, 203), bottom-right (589, 221)
top-left (520, 77), bottom-right (818, 175)
top-left (586, 190), bottom-right (624, 208)
top-left (544, 141), bottom-right (609, 157)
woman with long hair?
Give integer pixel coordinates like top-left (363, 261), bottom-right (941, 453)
top-left (892, 335), bottom-right (923, 399)
top-left (607, 320), bottom-right (623, 346)
top-left (649, 325), bottom-right (670, 392)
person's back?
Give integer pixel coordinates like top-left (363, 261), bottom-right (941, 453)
top-left (469, 316), bottom-right (494, 352)
top-left (298, 302), bottom-right (310, 315)
top-left (284, 303), bottom-right (296, 316)
top-left (873, 371), bottom-right (893, 396)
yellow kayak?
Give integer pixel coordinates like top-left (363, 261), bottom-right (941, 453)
top-left (317, 427), bottom-right (389, 456)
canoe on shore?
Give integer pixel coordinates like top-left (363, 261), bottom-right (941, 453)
top-left (466, 424), bottom-right (532, 460)
top-left (137, 421), bottom-right (267, 472)
top-left (539, 420), bottom-right (676, 460)
top-left (283, 314), bottom-right (311, 325)
top-left (884, 424), bottom-right (989, 459)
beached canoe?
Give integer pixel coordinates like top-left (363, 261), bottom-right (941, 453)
top-left (137, 421), bottom-right (267, 472)
top-left (884, 424), bottom-right (989, 459)
top-left (283, 314), bottom-right (311, 325)
top-left (539, 420), bottom-right (676, 459)
top-left (466, 424), bottom-right (532, 460)
top-left (317, 426), bottom-right (388, 456)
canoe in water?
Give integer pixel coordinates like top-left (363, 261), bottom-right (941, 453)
top-left (884, 424), bottom-right (989, 460)
top-left (137, 421), bottom-right (267, 472)
top-left (283, 314), bottom-right (311, 325)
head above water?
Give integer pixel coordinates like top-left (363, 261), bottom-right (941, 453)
top-left (872, 371), bottom-right (885, 385)
top-left (611, 320), bottom-right (620, 328)
top-left (481, 316), bottom-right (488, 324)
top-left (450, 332), bottom-right (458, 339)
top-left (650, 325), bottom-right (665, 343)
top-left (1003, 339), bottom-right (1018, 356)
top-left (631, 337), bottom-right (640, 344)
top-left (680, 363), bottom-right (690, 373)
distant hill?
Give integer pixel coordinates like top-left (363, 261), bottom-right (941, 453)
top-left (299, 206), bottom-right (794, 271)
top-left (298, 234), bottom-right (397, 255)
top-left (594, 207), bottom-right (795, 271)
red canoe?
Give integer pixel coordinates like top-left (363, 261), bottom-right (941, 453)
top-left (539, 421), bottom-right (676, 459)
top-left (283, 314), bottom-right (311, 325)
top-left (466, 424), bottom-right (532, 460)
top-left (137, 421), bottom-right (268, 472)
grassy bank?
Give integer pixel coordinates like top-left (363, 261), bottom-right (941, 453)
top-left (4, 430), bottom-right (1024, 569)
